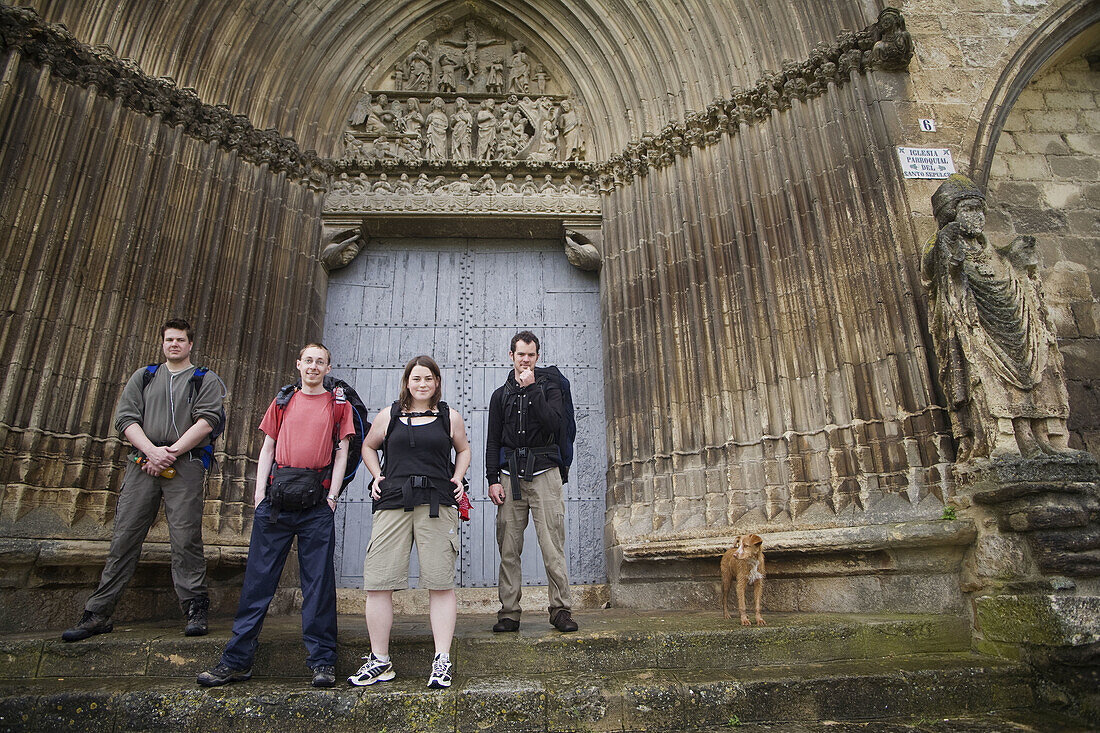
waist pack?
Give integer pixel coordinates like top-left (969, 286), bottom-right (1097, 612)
top-left (269, 466), bottom-right (327, 521)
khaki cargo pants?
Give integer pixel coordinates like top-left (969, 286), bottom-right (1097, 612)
top-left (496, 468), bottom-right (573, 622)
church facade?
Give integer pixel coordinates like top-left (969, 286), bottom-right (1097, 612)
top-left (0, 0), bottom-right (1097, 636)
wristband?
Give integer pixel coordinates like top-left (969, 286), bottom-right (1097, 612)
top-left (327, 494), bottom-right (338, 501)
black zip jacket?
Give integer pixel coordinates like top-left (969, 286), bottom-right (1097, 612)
top-left (485, 369), bottom-right (562, 485)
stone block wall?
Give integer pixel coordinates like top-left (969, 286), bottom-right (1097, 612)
top-left (986, 55), bottom-right (1100, 457)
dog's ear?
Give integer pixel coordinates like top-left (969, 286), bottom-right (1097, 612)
top-left (747, 534), bottom-right (763, 546)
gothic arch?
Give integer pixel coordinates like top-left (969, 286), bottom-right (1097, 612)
top-left (29, 0), bottom-right (876, 158)
top-left (967, 0), bottom-right (1100, 187)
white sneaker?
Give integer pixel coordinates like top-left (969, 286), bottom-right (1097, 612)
top-left (347, 653), bottom-right (395, 686)
top-left (427, 654), bottom-right (452, 689)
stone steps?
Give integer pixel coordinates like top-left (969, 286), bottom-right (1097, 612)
top-left (0, 654), bottom-right (1034, 732)
top-left (0, 611), bottom-right (1044, 732)
top-left (3, 611), bottom-right (972, 680)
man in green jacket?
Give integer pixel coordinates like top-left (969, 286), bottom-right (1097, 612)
top-left (62, 318), bottom-right (225, 641)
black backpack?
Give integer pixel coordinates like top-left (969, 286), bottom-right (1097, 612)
top-left (373, 400), bottom-right (471, 517)
top-left (141, 364), bottom-right (225, 470)
top-left (271, 375), bottom-right (369, 491)
top-left (498, 365), bottom-right (577, 483)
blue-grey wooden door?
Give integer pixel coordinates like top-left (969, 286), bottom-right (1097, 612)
top-left (325, 235), bottom-right (606, 589)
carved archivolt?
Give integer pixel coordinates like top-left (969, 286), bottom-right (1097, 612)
top-left (0, 5), bottom-right (332, 189)
top-left (594, 9), bottom-right (914, 191)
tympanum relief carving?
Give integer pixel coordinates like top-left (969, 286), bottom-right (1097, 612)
top-left (342, 19), bottom-right (588, 165)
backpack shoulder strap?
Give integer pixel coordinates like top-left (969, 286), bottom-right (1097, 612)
top-left (437, 400), bottom-right (452, 440)
top-left (141, 364), bottom-right (158, 390)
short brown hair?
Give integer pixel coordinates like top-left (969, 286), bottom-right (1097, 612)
top-left (161, 318), bottom-right (193, 342)
top-left (399, 355), bottom-right (442, 411)
top-left (510, 330), bottom-right (539, 354)
top-left (299, 342), bottom-right (332, 363)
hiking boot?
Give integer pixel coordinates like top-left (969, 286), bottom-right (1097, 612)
top-left (427, 654), bottom-right (452, 689)
top-left (61, 611), bottom-right (113, 642)
top-left (184, 596), bottom-right (209, 637)
top-left (311, 665), bottom-right (336, 688)
top-left (196, 663), bottom-right (252, 687)
top-left (347, 654), bottom-right (395, 686)
top-left (550, 609), bottom-right (578, 632)
top-left (492, 618), bottom-right (519, 633)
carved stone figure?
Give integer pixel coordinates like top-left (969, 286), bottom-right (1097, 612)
top-left (414, 173), bottom-right (432, 193)
top-left (475, 173), bottom-right (496, 193)
top-left (530, 118), bottom-right (558, 162)
top-left (405, 40), bottom-right (432, 91)
top-left (451, 97), bottom-right (473, 160)
top-left (448, 173), bottom-right (472, 194)
top-left (496, 111), bottom-right (518, 159)
top-left (392, 65), bottom-right (405, 91)
top-left (558, 99), bottom-right (583, 160)
top-left (372, 173), bottom-right (393, 192)
top-left (539, 174), bottom-right (556, 193)
top-left (507, 41), bottom-right (530, 93)
top-left (921, 175), bottom-right (1071, 461)
top-left (403, 98), bottom-right (425, 156)
top-left (560, 174), bottom-right (578, 194)
top-left (499, 173), bottom-right (518, 193)
top-left (486, 56), bottom-right (505, 94)
top-left (532, 64), bottom-right (549, 94)
top-left (579, 175), bottom-right (596, 194)
top-left (424, 97), bottom-right (449, 160)
top-left (476, 98), bottom-right (497, 160)
top-left (438, 53), bottom-right (458, 93)
top-left (440, 23), bottom-right (502, 82)
top-left (868, 8), bottom-right (914, 72)
top-left (519, 174), bottom-right (537, 194)
top-left (321, 232), bottom-right (363, 272)
top-left (348, 90), bottom-right (371, 125)
top-left (394, 173), bottom-right (414, 193)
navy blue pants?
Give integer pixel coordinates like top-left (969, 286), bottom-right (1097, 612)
top-left (220, 499), bottom-right (337, 670)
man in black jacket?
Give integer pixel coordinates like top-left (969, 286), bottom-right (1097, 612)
top-left (486, 331), bottom-right (578, 632)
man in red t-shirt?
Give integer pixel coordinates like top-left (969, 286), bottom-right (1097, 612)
top-left (198, 343), bottom-right (354, 689)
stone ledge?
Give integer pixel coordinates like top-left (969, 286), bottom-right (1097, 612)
top-left (619, 519), bottom-right (977, 562)
top-left (0, 538), bottom-right (250, 568)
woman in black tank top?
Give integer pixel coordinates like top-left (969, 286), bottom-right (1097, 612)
top-left (352, 355), bottom-right (471, 690)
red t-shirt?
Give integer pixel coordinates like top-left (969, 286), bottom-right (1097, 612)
top-left (259, 390), bottom-right (355, 470)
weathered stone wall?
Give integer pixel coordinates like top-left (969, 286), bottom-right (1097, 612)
top-left (985, 54), bottom-right (1100, 457)
top-left (0, 31), bottom-right (328, 627)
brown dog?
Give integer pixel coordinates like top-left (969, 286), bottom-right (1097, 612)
top-left (720, 534), bottom-right (766, 625)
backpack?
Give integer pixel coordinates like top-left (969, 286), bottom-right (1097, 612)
top-left (141, 364), bottom-right (225, 470)
top-left (376, 400), bottom-right (471, 520)
top-left (270, 375), bottom-right (369, 491)
top-left (498, 365), bottom-right (577, 483)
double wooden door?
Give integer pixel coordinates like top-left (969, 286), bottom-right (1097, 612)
top-left (324, 235), bottom-right (606, 588)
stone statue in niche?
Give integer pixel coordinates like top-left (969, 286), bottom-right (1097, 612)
top-left (440, 23), bottom-right (502, 83)
top-left (508, 41), bottom-right (530, 93)
top-left (451, 97), bottom-right (473, 160)
top-left (321, 231), bottom-right (363, 272)
top-left (392, 65), bottom-right (405, 91)
top-left (921, 174), bottom-right (1071, 461)
top-left (868, 7), bottom-right (914, 72)
top-left (438, 53), bottom-right (459, 92)
top-left (557, 99), bottom-right (583, 160)
top-left (424, 97), bottom-right (449, 160)
top-left (486, 56), bottom-right (505, 94)
top-left (475, 98), bottom-right (497, 160)
top-left (405, 40), bottom-right (433, 91)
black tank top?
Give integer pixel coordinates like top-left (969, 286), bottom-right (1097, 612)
top-left (374, 412), bottom-right (456, 512)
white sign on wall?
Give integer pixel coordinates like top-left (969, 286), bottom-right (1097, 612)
top-left (897, 147), bottom-right (956, 179)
